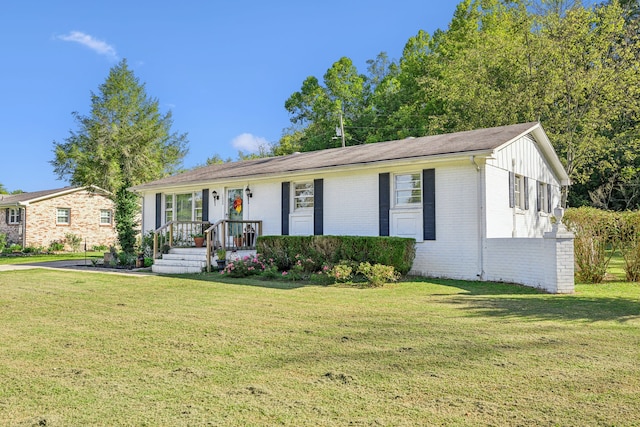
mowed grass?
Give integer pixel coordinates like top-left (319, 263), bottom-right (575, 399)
top-left (0, 252), bottom-right (103, 265)
top-left (0, 270), bottom-right (639, 426)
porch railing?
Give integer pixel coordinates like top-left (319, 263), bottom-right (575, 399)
top-left (152, 219), bottom-right (262, 272)
top-left (152, 220), bottom-right (210, 259)
top-left (204, 219), bottom-right (263, 272)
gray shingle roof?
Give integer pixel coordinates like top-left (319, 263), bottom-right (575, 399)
top-left (0, 186), bottom-right (76, 206)
top-left (0, 186), bottom-right (110, 206)
top-left (131, 122), bottom-right (540, 191)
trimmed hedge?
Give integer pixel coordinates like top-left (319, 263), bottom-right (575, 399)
top-left (256, 235), bottom-right (416, 275)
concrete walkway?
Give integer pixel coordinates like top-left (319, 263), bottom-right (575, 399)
top-left (0, 259), bottom-right (154, 276)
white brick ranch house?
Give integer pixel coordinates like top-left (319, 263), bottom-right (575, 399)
top-left (131, 122), bottom-right (574, 293)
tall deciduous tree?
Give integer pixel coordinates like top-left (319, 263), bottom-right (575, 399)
top-left (51, 59), bottom-right (188, 252)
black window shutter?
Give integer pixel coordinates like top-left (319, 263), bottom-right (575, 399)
top-left (423, 169), bottom-right (436, 240)
top-left (379, 173), bottom-right (390, 236)
top-left (155, 193), bottom-right (162, 229)
top-left (536, 181), bottom-right (542, 212)
top-left (547, 184), bottom-right (552, 213)
top-left (508, 172), bottom-right (515, 208)
top-left (202, 189), bottom-right (209, 222)
top-left (281, 182), bottom-right (290, 235)
top-left (5, 208), bottom-right (8, 224)
top-left (523, 177), bottom-right (529, 210)
top-left (314, 179), bottom-right (323, 235)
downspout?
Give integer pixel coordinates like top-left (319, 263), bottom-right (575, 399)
top-left (470, 156), bottom-right (485, 280)
top-left (512, 158), bottom-right (517, 238)
top-left (21, 205), bottom-right (26, 248)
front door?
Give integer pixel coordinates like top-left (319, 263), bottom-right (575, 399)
top-left (227, 188), bottom-right (244, 246)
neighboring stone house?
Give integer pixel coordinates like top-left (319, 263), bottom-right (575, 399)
top-left (0, 186), bottom-right (117, 250)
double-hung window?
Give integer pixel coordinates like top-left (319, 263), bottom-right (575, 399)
top-left (514, 174), bottom-right (524, 209)
top-left (293, 183), bottom-right (314, 210)
top-left (164, 192), bottom-right (203, 222)
top-left (100, 209), bottom-right (113, 225)
top-left (8, 208), bottom-right (20, 224)
top-left (394, 173), bottom-right (422, 206)
top-left (537, 182), bottom-right (552, 213)
top-left (56, 208), bottom-right (70, 225)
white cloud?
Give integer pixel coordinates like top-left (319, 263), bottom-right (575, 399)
top-left (231, 133), bottom-right (268, 153)
top-left (57, 31), bottom-right (118, 60)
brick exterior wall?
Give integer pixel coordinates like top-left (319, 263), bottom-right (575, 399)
top-left (0, 190), bottom-right (118, 250)
top-left (0, 208), bottom-right (22, 245)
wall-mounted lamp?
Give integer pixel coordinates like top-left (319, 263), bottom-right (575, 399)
top-left (245, 187), bottom-right (253, 198)
top-left (211, 190), bottom-right (220, 205)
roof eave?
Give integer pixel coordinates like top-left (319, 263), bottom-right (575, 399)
top-left (129, 150), bottom-right (494, 193)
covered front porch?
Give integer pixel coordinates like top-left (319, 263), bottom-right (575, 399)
top-left (152, 219), bottom-right (262, 272)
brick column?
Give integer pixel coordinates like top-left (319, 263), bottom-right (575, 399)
top-left (543, 207), bottom-right (575, 294)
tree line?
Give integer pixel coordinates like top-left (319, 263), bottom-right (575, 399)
top-left (274, 0), bottom-right (639, 209)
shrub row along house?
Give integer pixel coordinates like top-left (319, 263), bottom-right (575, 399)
top-left (0, 186), bottom-right (117, 250)
top-left (131, 122), bottom-right (574, 293)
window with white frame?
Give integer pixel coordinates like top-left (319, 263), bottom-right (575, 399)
top-left (293, 183), bottom-right (314, 210)
top-left (100, 209), bottom-right (113, 225)
top-left (514, 174), bottom-right (524, 209)
top-left (538, 182), bottom-right (550, 213)
top-left (394, 173), bottom-right (422, 206)
top-left (8, 208), bottom-right (20, 224)
top-left (164, 192), bottom-right (203, 222)
top-left (56, 208), bottom-right (70, 225)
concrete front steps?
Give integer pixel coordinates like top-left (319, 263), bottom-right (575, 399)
top-left (152, 247), bottom-right (209, 274)
top-left (151, 247), bottom-right (258, 274)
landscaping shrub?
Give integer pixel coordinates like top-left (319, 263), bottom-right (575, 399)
top-left (65, 233), bottom-right (83, 252)
top-left (564, 207), bottom-right (618, 283)
top-left (356, 262), bottom-right (400, 287)
top-left (257, 235), bottom-right (415, 274)
top-left (617, 211), bottom-right (640, 282)
top-left (221, 255), bottom-right (275, 278)
top-left (49, 240), bottom-right (65, 252)
top-left (0, 232), bottom-right (6, 252)
top-left (327, 263), bottom-right (353, 283)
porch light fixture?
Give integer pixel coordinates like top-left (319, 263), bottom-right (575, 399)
top-left (211, 190), bottom-right (220, 205)
top-left (245, 187), bottom-right (253, 198)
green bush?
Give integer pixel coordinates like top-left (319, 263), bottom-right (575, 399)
top-left (0, 233), bottom-right (6, 252)
top-left (327, 263), bottom-right (353, 283)
top-left (65, 233), bottom-right (83, 252)
top-left (617, 211), bottom-right (640, 282)
top-left (257, 235), bottom-right (415, 275)
top-left (357, 262), bottom-right (400, 287)
top-left (49, 240), bottom-right (65, 252)
top-left (23, 246), bottom-right (45, 254)
top-left (221, 255), bottom-right (275, 278)
top-left (564, 207), bottom-right (617, 283)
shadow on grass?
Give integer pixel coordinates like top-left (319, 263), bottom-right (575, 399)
top-left (419, 278), bottom-right (640, 323)
top-left (175, 273), bottom-right (640, 323)
top-left (174, 271), bottom-right (321, 290)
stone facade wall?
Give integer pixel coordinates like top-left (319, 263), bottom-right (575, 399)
top-left (2, 190), bottom-right (118, 250)
top-left (0, 208), bottom-right (23, 245)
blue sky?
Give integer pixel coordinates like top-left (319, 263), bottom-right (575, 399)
top-left (1, 1), bottom-right (460, 193)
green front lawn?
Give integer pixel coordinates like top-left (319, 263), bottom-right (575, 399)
top-left (0, 251), bottom-right (103, 265)
top-left (0, 269), bottom-right (638, 425)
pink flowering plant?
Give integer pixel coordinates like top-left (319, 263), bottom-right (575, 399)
top-left (220, 254), bottom-right (276, 278)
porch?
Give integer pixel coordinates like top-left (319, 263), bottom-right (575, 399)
top-left (152, 219), bottom-right (262, 272)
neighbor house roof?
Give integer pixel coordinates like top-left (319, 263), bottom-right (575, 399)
top-left (131, 122), bottom-right (569, 192)
top-left (0, 186), bottom-right (110, 207)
